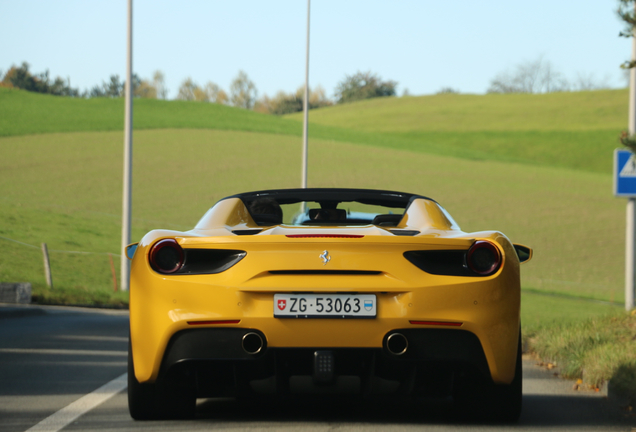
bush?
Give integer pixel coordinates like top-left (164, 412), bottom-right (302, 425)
top-left (255, 86), bottom-right (332, 115)
top-left (1, 62), bottom-right (80, 97)
top-left (334, 71), bottom-right (397, 104)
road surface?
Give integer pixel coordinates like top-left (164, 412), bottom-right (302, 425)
top-left (0, 304), bottom-right (634, 431)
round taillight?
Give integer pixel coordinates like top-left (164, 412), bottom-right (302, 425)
top-left (149, 239), bottom-right (184, 274)
top-left (466, 241), bottom-right (501, 276)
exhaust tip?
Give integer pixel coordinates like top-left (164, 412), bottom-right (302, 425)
top-left (242, 332), bottom-right (264, 355)
top-left (386, 332), bottom-right (408, 355)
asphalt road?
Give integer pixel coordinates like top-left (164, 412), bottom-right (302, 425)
top-left (0, 304), bottom-right (634, 432)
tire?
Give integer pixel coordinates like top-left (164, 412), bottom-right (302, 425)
top-left (454, 329), bottom-right (522, 423)
top-left (485, 332), bottom-right (522, 422)
top-left (128, 340), bottom-right (196, 420)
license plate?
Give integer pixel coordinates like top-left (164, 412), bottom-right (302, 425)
top-left (274, 294), bottom-right (376, 318)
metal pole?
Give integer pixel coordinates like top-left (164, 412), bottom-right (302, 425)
top-left (121, 0), bottom-right (133, 292)
top-left (627, 199), bottom-right (635, 310)
top-left (627, 6), bottom-right (636, 311)
top-left (301, 0), bottom-right (310, 189)
top-left (41, 243), bottom-right (53, 289)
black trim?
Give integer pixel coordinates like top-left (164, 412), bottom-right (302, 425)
top-left (390, 230), bottom-right (420, 236)
top-left (232, 229), bottom-right (263, 236)
top-left (404, 250), bottom-right (478, 277)
top-left (223, 188), bottom-right (436, 208)
top-left (372, 214), bottom-right (403, 226)
top-left (160, 328), bottom-right (266, 376)
top-left (175, 249), bottom-right (246, 275)
top-left (383, 329), bottom-right (491, 378)
top-left (157, 327), bottom-right (494, 397)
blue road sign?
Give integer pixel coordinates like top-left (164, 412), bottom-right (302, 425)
top-left (615, 149), bottom-right (636, 197)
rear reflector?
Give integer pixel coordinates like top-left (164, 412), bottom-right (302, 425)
top-left (409, 320), bottom-right (463, 327)
top-left (187, 320), bottom-right (240, 326)
top-left (285, 234), bottom-right (364, 238)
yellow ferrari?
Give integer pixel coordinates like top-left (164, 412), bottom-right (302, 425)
top-left (127, 188), bottom-right (532, 421)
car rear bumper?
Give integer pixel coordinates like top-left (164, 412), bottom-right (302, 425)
top-left (157, 327), bottom-right (493, 398)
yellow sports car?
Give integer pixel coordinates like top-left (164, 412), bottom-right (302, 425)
top-left (127, 188), bottom-right (532, 421)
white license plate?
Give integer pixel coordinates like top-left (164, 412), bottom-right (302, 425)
top-left (274, 294), bottom-right (376, 318)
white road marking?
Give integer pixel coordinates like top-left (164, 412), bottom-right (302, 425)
top-left (18, 361), bottom-right (128, 367)
top-left (54, 335), bottom-right (128, 343)
top-left (0, 348), bottom-right (126, 356)
top-left (24, 373), bottom-right (127, 432)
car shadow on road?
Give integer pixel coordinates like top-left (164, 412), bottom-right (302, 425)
top-left (192, 394), bottom-right (635, 428)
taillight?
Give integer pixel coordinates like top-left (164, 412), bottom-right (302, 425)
top-left (466, 241), bottom-right (501, 276)
top-left (149, 239), bottom-right (184, 274)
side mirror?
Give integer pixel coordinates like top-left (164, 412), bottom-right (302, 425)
top-left (513, 244), bottom-right (532, 263)
top-left (125, 243), bottom-right (139, 260)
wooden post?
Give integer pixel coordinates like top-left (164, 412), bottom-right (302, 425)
top-left (41, 243), bottom-right (53, 289)
top-left (109, 253), bottom-right (118, 292)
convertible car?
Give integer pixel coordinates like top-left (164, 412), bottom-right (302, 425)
top-left (127, 188), bottom-right (532, 421)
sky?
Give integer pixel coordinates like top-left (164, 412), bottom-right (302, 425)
top-left (0, 0), bottom-right (632, 100)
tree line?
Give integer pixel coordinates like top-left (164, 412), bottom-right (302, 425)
top-left (0, 63), bottom-right (398, 115)
top-left (1, 59), bottom-right (619, 116)
top-left (486, 56), bottom-right (613, 94)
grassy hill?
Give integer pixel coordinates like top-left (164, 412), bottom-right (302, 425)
top-left (0, 87), bottom-right (627, 306)
top-left (289, 90), bottom-right (627, 132)
top-left (2, 86), bottom-right (631, 400)
top-left (1, 87), bottom-right (628, 173)
top-left (0, 87), bottom-right (301, 137)
top-left (288, 89), bottom-right (628, 174)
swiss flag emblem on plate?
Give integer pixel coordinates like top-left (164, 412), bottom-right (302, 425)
top-left (277, 299), bottom-right (287, 311)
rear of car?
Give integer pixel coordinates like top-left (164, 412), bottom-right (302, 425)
top-left (127, 189), bottom-right (529, 421)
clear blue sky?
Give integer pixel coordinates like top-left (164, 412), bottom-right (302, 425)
top-left (0, 0), bottom-right (630, 99)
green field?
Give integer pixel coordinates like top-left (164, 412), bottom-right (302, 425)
top-left (0, 87), bottom-right (628, 308)
top-left (1, 87), bottom-right (628, 173)
top-left (2, 86), bottom-right (632, 395)
top-left (287, 89), bottom-right (628, 174)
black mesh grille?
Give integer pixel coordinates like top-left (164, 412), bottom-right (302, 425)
top-left (176, 249), bottom-right (246, 275)
top-left (404, 250), bottom-right (480, 277)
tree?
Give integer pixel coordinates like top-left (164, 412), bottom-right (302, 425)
top-left (487, 58), bottom-right (612, 94)
top-left (2, 62), bottom-right (38, 91)
top-left (619, 0), bottom-right (636, 68)
top-left (487, 57), bottom-right (569, 94)
top-left (574, 72), bottom-right (610, 91)
top-left (1, 62), bottom-right (79, 96)
top-left (254, 85), bottom-right (332, 115)
top-left (134, 79), bottom-right (157, 98)
top-left (193, 86), bottom-right (209, 102)
top-left (89, 75), bottom-right (124, 97)
top-left (176, 78), bottom-right (228, 103)
top-left (618, 0), bottom-right (636, 150)
top-left (229, 70), bottom-right (257, 109)
top-left (88, 74), bottom-right (160, 98)
top-left (176, 77), bottom-right (198, 101)
top-left (152, 70), bottom-right (168, 99)
top-left (436, 87), bottom-right (459, 94)
top-left (203, 82), bottom-right (228, 104)
top-left (306, 85), bottom-right (332, 109)
top-left (334, 71), bottom-right (397, 104)
top-left (103, 75), bottom-right (122, 97)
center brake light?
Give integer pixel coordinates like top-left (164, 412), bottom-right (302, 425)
top-left (285, 234), bottom-right (364, 238)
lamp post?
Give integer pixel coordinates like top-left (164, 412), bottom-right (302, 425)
top-left (301, 0), bottom-right (310, 190)
top-left (121, 0), bottom-right (133, 291)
